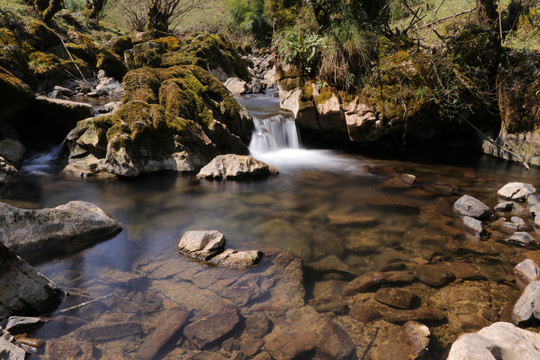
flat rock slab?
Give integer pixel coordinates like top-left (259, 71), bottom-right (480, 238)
top-left (447, 322), bottom-right (540, 360)
top-left (184, 306), bottom-right (241, 349)
top-left (0, 241), bottom-right (63, 320)
top-left (381, 307), bottom-right (446, 324)
top-left (44, 340), bottom-right (94, 360)
top-left (134, 307), bottom-right (190, 360)
top-left (197, 154), bottom-right (278, 181)
top-left (374, 288), bottom-right (419, 309)
top-left (454, 195), bottom-right (491, 220)
top-left (498, 182), bottom-right (536, 202)
top-left (75, 321), bottom-right (143, 342)
top-left (178, 230), bottom-right (226, 261)
top-left (342, 271), bottom-right (416, 296)
top-left (0, 201), bottom-right (122, 257)
top-left (263, 306), bottom-right (356, 360)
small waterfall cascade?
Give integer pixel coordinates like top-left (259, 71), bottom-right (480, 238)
top-left (249, 114), bottom-right (301, 153)
top-left (21, 141), bottom-right (66, 175)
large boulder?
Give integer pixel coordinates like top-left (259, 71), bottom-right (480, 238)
top-left (0, 241), bottom-right (63, 320)
top-left (0, 66), bottom-right (34, 122)
top-left (0, 201), bottom-right (122, 258)
top-left (453, 195), bottom-right (491, 220)
top-left (66, 66), bottom-right (254, 177)
top-left (498, 182), bottom-right (536, 202)
top-left (447, 322), bottom-right (540, 360)
top-left (197, 154), bottom-right (278, 180)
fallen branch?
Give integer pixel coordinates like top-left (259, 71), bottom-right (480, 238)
top-left (59, 294), bottom-right (113, 313)
top-left (52, 30), bottom-right (90, 85)
top-left (361, 326), bottom-right (380, 360)
top-left (412, 7), bottom-right (476, 31)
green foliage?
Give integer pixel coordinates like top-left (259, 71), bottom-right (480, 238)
top-left (65, 0), bottom-right (85, 12)
top-left (276, 30), bottom-right (323, 75)
top-left (228, 0), bottom-right (272, 46)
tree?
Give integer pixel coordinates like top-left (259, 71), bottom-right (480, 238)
top-left (26, 0), bottom-right (65, 23)
top-left (476, 0), bottom-right (498, 25)
top-left (83, 0), bottom-right (107, 19)
top-left (145, 0), bottom-right (209, 33)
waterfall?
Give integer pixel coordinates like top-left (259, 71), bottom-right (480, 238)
top-left (249, 114), bottom-right (301, 153)
top-left (21, 141), bottom-right (66, 175)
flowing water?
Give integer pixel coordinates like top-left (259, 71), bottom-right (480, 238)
top-left (4, 93), bottom-right (540, 358)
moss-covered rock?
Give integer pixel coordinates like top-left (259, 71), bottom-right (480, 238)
top-left (123, 65), bottom-right (253, 142)
top-left (0, 66), bottom-right (34, 122)
top-left (162, 33), bottom-right (251, 81)
top-left (96, 48), bottom-right (127, 80)
top-left (105, 35), bottom-right (133, 57)
top-left (27, 20), bottom-right (62, 51)
top-left (132, 41), bottom-right (166, 68)
top-left (152, 36), bottom-right (182, 51)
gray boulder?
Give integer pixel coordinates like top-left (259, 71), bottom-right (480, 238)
top-left (178, 230), bottom-right (226, 261)
top-left (197, 154), bottom-right (278, 181)
top-left (454, 195), bottom-right (491, 220)
top-left (498, 182), bottom-right (536, 202)
top-left (494, 201), bottom-right (514, 212)
top-left (0, 241), bottom-right (63, 320)
top-left (447, 322), bottom-right (540, 360)
top-left (514, 259), bottom-right (540, 287)
top-left (512, 281), bottom-right (540, 324)
top-left (0, 337), bottom-right (25, 360)
top-left (0, 201), bottom-right (122, 257)
top-left (0, 139), bottom-right (25, 169)
top-left (463, 216), bottom-right (483, 236)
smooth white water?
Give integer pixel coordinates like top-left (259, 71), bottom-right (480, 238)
top-left (249, 114), bottom-right (362, 174)
top-left (21, 141), bottom-right (66, 175)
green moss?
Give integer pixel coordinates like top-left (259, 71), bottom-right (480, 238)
top-left (313, 84), bottom-right (333, 106)
top-left (152, 36), bottom-right (181, 51)
top-left (161, 51), bottom-right (196, 68)
top-left (0, 28), bottom-right (18, 46)
top-left (0, 66), bottom-right (34, 121)
top-left (27, 20), bottom-right (61, 50)
top-left (132, 41), bottom-right (165, 68)
top-left (278, 77), bottom-right (302, 91)
top-left (108, 36), bottom-right (132, 57)
top-left (65, 42), bottom-right (96, 64)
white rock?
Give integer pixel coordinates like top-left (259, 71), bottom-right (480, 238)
top-left (498, 182), bottom-right (536, 202)
top-left (514, 259), bottom-right (540, 287)
top-left (0, 337), bottom-right (25, 360)
top-left (506, 232), bottom-right (535, 247)
top-left (494, 201), bottom-right (513, 212)
top-left (208, 249), bottom-right (262, 269)
top-left (512, 281), bottom-right (540, 324)
top-left (454, 195), bottom-right (491, 220)
top-left (224, 77), bottom-right (249, 95)
top-left (178, 230), bottom-right (226, 260)
top-left (463, 216), bottom-right (483, 236)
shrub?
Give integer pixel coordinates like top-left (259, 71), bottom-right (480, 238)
top-left (228, 0), bottom-right (272, 47)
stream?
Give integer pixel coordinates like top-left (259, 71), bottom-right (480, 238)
top-left (3, 93), bottom-right (540, 359)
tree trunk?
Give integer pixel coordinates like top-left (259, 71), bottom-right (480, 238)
top-left (84, 0), bottom-right (107, 19)
top-left (476, 0), bottom-right (498, 25)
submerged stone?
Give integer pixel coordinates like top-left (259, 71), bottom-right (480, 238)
top-left (184, 306), bottom-right (241, 349)
top-left (374, 287), bottom-right (419, 309)
top-left (342, 270), bottom-right (416, 296)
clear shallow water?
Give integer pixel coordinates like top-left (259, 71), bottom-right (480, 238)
top-left (4, 94), bottom-right (540, 358)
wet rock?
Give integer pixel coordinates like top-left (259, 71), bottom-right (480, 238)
top-left (416, 264), bottom-right (455, 287)
top-left (306, 255), bottom-right (352, 274)
top-left (225, 77), bottom-right (249, 95)
top-left (514, 259), bottom-right (540, 288)
top-left (263, 306), bottom-right (356, 360)
top-left (454, 195), bottom-right (491, 220)
top-left (463, 216), bottom-right (484, 236)
top-left (375, 288), bottom-right (419, 309)
top-left (239, 334), bottom-right (264, 356)
top-left (531, 203), bottom-right (540, 216)
top-left (381, 173), bottom-right (416, 188)
top-left (403, 321), bottom-right (430, 358)
top-left (501, 221), bottom-right (525, 231)
top-left (371, 321), bottom-right (430, 360)
top-left (312, 280), bottom-right (347, 299)
top-left (382, 307), bottom-right (445, 324)
top-left (208, 249), bottom-right (262, 269)
top-left (46, 316), bottom-right (87, 338)
top-left (349, 304), bottom-right (382, 322)
top-left (447, 322), bottom-right (540, 360)
top-left (512, 216), bottom-right (525, 226)
top-left (494, 201), bottom-right (513, 212)
top-left (0, 241), bottom-right (63, 319)
top-left (498, 182), bottom-right (536, 202)
top-left (197, 155), bottom-right (278, 181)
top-left (309, 297), bottom-right (348, 315)
top-left (184, 306), bottom-right (241, 349)
top-left (342, 271), bottom-right (416, 296)
top-left (506, 232), bottom-right (535, 247)
top-left (134, 307), bottom-right (190, 360)
top-left (178, 230), bottom-right (226, 261)
top-left (75, 321), bottom-right (143, 341)
top-left (244, 312), bottom-right (270, 338)
top-left (0, 201), bottom-right (122, 257)
top-left (44, 340), bottom-right (94, 360)
top-left (512, 281), bottom-right (540, 324)
top-left (326, 213), bottom-right (378, 227)
top-left (0, 139), bottom-right (25, 169)
top-left (5, 316), bottom-right (46, 334)
top-left (0, 336), bottom-right (26, 360)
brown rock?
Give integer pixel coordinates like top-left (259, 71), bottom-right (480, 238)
top-left (380, 174), bottom-right (416, 189)
top-left (342, 271), bottom-right (416, 296)
top-left (349, 304), bottom-right (382, 322)
top-left (239, 334), bottom-right (264, 357)
top-left (44, 340), bottom-right (94, 360)
top-left (371, 321), bottom-right (430, 360)
top-left (135, 307), bottom-right (191, 360)
top-left (263, 306), bottom-right (356, 360)
top-left (375, 288), bottom-right (419, 309)
top-left (75, 321), bottom-right (143, 342)
top-left (382, 307), bottom-right (445, 324)
top-left (184, 306), bottom-right (241, 349)
top-left (416, 265), bottom-right (455, 287)
top-left (309, 297), bottom-right (349, 315)
top-left (244, 312), bottom-right (271, 338)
